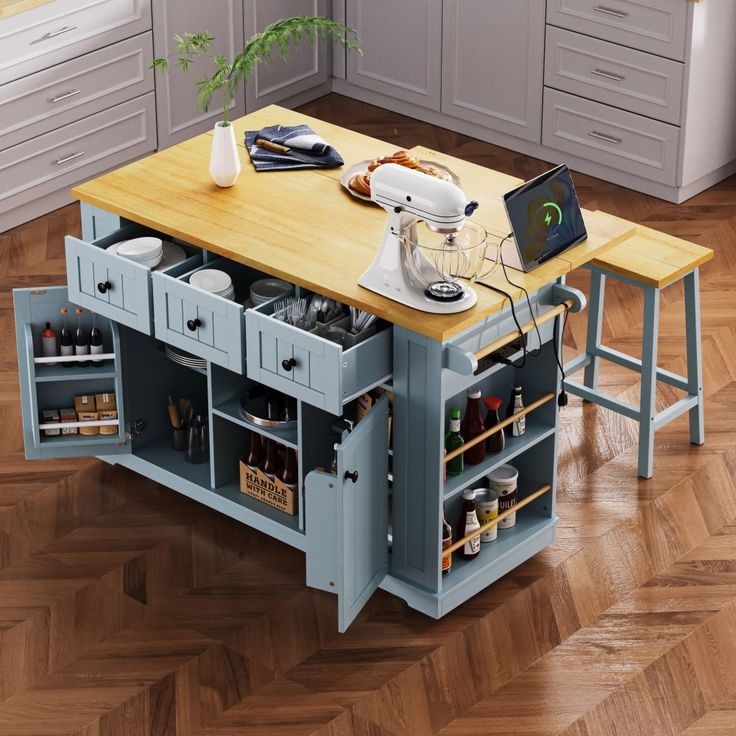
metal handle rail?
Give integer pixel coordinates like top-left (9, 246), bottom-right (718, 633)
top-left (444, 484), bottom-right (552, 556)
top-left (444, 392), bottom-right (555, 463)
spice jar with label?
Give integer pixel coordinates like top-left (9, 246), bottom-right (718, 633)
top-left (488, 464), bottom-right (519, 529)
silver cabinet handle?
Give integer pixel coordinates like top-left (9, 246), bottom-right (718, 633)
top-left (50, 89), bottom-right (81, 103)
top-left (591, 69), bottom-right (625, 82)
top-left (594, 6), bottom-right (629, 18)
top-left (54, 151), bottom-right (85, 165)
top-left (588, 131), bottom-right (622, 145)
top-left (36, 25), bottom-right (78, 42)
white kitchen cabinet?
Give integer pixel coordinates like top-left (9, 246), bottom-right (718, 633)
top-left (441, 0), bottom-right (545, 143)
top-left (244, 0), bottom-right (331, 111)
top-left (152, 0), bottom-right (245, 149)
top-left (345, 0), bottom-right (442, 110)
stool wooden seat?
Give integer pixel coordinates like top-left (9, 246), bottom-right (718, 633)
top-left (564, 225), bottom-right (714, 478)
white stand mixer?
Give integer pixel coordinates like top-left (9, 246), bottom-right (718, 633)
top-left (358, 163), bottom-right (482, 314)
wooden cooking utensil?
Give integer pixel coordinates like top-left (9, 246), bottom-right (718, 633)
top-left (167, 395), bottom-right (181, 429)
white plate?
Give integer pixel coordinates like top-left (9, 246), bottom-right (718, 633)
top-left (190, 269), bottom-right (232, 293)
top-left (340, 159), bottom-right (461, 203)
top-left (117, 237), bottom-right (162, 258)
top-left (249, 278), bottom-right (292, 303)
top-left (107, 240), bottom-right (187, 271)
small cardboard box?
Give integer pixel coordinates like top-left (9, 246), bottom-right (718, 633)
top-left (95, 392), bottom-right (116, 412)
top-left (59, 408), bottom-right (78, 435)
top-left (74, 394), bottom-right (96, 413)
top-left (41, 409), bottom-right (60, 436)
top-left (77, 411), bottom-right (99, 436)
top-left (239, 461), bottom-right (296, 515)
top-left (98, 410), bottom-right (118, 436)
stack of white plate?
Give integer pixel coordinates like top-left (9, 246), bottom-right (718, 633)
top-left (190, 269), bottom-right (234, 300)
top-left (115, 237), bottom-right (163, 268)
top-left (107, 240), bottom-right (187, 271)
top-left (249, 278), bottom-right (292, 306)
top-left (165, 344), bottom-right (207, 370)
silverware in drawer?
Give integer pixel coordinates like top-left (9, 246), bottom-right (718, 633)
top-left (544, 26), bottom-right (684, 126)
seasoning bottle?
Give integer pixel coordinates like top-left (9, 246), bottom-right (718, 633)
top-left (456, 488), bottom-right (481, 560)
top-left (483, 396), bottom-right (505, 453)
top-left (460, 389), bottom-right (486, 465)
top-left (506, 386), bottom-right (526, 437)
top-left (445, 408), bottom-right (464, 477)
top-left (245, 431), bottom-right (261, 471)
top-left (441, 513), bottom-right (453, 576)
top-left (330, 443), bottom-right (339, 476)
top-left (261, 439), bottom-right (279, 478)
top-left (89, 311), bottom-right (103, 366)
top-left (279, 448), bottom-right (298, 491)
top-left (41, 322), bottom-right (58, 365)
top-left (59, 307), bottom-right (74, 366)
top-left (74, 307), bottom-right (89, 367)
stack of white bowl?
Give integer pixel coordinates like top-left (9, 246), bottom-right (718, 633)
top-left (249, 278), bottom-right (292, 306)
top-left (190, 269), bottom-right (235, 300)
top-left (116, 237), bottom-right (163, 268)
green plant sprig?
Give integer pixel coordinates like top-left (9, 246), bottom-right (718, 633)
top-left (151, 16), bottom-right (360, 127)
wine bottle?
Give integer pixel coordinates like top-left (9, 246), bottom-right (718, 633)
top-left (41, 322), bottom-right (58, 366)
top-left (89, 311), bottom-right (103, 366)
top-left (59, 307), bottom-right (74, 367)
top-left (74, 307), bottom-right (89, 367)
top-left (444, 408), bottom-right (464, 476)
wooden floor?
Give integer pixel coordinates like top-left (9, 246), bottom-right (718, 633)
top-left (1, 93), bottom-right (736, 735)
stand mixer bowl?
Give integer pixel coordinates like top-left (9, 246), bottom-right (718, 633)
top-left (400, 220), bottom-right (498, 301)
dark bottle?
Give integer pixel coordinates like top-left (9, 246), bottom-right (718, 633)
top-left (441, 514), bottom-right (453, 576)
top-left (505, 386), bottom-right (526, 437)
top-left (261, 439), bottom-right (280, 478)
top-left (74, 307), bottom-right (89, 367)
top-left (41, 322), bottom-right (58, 366)
top-left (279, 448), bottom-right (298, 490)
top-left (460, 388), bottom-right (486, 465)
top-left (59, 306), bottom-right (74, 367)
top-left (445, 408), bottom-right (464, 477)
top-left (456, 488), bottom-right (481, 560)
top-left (89, 311), bottom-right (104, 366)
top-left (484, 396), bottom-right (505, 454)
top-left (245, 431), bottom-right (262, 471)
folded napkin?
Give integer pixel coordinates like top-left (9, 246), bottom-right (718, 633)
top-left (245, 124), bottom-right (344, 171)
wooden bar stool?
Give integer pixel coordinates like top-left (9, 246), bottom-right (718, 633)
top-left (563, 226), bottom-right (714, 478)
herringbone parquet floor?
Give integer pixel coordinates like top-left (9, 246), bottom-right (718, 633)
top-left (1, 93), bottom-right (735, 735)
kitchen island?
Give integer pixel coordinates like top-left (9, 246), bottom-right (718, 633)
top-left (14, 106), bottom-right (634, 630)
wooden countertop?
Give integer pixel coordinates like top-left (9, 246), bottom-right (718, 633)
top-left (71, 105), bottom-right (635, 342)
top-left (0, 0), bottom-right (53, 19)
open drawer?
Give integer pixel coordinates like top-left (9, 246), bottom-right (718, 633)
top-left (153, 257), bottom-right (292, 373)
top-left (245, 295), bottom-right (393, 416)
top-left (65, 223), bottom-right (199, 335)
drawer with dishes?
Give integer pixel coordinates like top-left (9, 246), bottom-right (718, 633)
top-left (546, 0), bottom-right (688, 62)
top-left (152, 260), bottom-right (294, 373)
top-left (246, 291), bottom-right (392, 416)
top-left (66, 219), bottom-right (200, 335)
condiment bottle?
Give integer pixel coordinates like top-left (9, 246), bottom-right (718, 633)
top-left (59, 307), bottom-right (74, 366)
top-left (483, 396), bottom-right (505, 454)
top-left (261, 439), bottom-right (279, 478)
top-left (445, 408), bottom-right (464, 477)
top-left (456, 488), bottom-right (481, 560)
top-left (89, 311), bottom-right (103, 366)
top-left (74, 307), bottom-right (89, 367)
top-left (41, 322), bottom-right (58, 365)
top-left (506, 386), bottom-right (526, 437)
top-left (460, 389), bottom-right (486, 465)
top-left (279, 448), bottom-right (298, 491)
top-left (245, 431), bottom-right (261, 471)
top-left (441, 513), bottom-right (453, 576)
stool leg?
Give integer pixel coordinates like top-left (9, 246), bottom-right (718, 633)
top-left (583, 270), bottom-right (606, 392)
top-left (684, 268), bottom-right (705, 445)
top-left (638, 285), bottom-right (660, 478)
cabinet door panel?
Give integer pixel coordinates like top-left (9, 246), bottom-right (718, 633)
top-left (244, 0), bottom-right (330, 111)
top-left (442, 0), bottom-right (545, 143)
top-left (152, 0), bottom-right (245, 149)
top-left (346, 0), bottom-right (442, 110)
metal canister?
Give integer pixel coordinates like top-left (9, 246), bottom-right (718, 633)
top-left (475, 488), bottom-right (499, 542)
top-left (488, 464), bottom-right (519, 529)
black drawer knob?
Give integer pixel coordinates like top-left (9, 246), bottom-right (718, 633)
top-left (186, 318), bottom-right (202, 331)
top-left (97, 281), bottom-right (112, 294)
top-left (344, 470), bottom-right (359, 484)
top-left (281, 357), bottom-right (297, 372)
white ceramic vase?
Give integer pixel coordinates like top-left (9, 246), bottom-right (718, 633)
top-left (209, 122), bottom-right (241, 187)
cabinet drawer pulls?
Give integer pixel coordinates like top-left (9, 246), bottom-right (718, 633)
top-left (54, 151), bottom-right (85, 165)
top-left (590, 68), bottom-right (625, 82)
top-left (50, 89), bottom-right (81, 103)
top-left (35, 25), bottom-right (78, 42)
top-left (344, 470), bottom-right (359, 483)
top-left (186, 318), bottom-right (202, 331)
top-left (588, 130), bottom-right (622, 145)
top-left (97, 281), bottom-right (112, 294)
top-left (593, 6), bottom-right (628, 19)
top-left (281, 357), bottom-right (297, 372)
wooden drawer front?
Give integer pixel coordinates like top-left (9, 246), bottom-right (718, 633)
top-left (542, 89), bottom-right (679, 184)
top-left (0, 93), bottom-right (156, 217)
top-left (0, 0), bottom-right (151, 86)
top-left (246, 308), bottom-right (392, 415)
top-left (545, 26), bottom-right (684, 125)
top-left (0, 32), bottom-right (154, 151)
top-left (546, 0), bottom-right (688, 61)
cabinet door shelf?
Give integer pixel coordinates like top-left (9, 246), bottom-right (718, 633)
top-left (211, 395), bottom-right (298, 450)
top-left (38, 431), bottom-right (121, 448)
top-left (34, 364), bottom-right (118, 382)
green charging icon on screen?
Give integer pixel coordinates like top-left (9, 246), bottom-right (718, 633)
top-left (541, 201), bottom-right (563, 229)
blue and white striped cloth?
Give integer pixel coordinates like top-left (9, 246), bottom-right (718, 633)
top-left (245, 124), bottom-right (344, 171)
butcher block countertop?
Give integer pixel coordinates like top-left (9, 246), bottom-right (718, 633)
top-left (0, 0), bottom-right (53, 19)
top-left (72, 105), bottom-right (635, 342)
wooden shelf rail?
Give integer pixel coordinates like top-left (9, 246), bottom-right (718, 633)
top-left (444, 392), bottom-right (555, 463)
top-left (444, 483), bottom-right (552, 556)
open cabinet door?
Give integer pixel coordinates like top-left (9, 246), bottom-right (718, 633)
top-left (13, 286), bottom-right (130, 460)
top-left (305, 394), bottom-right (389, 632)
